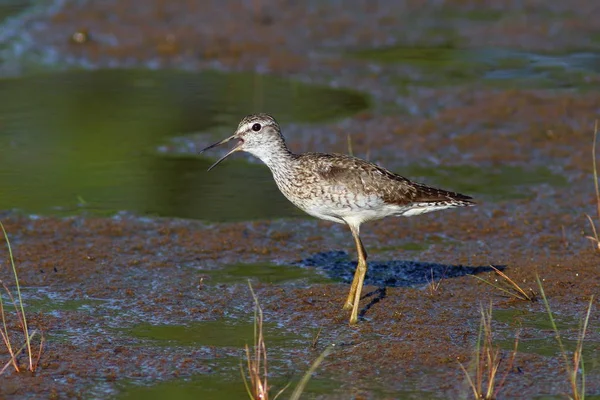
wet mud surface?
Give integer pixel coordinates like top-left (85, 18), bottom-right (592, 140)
top-left (1, 214), bottom-right (598, 399)
top-left (1, 0), bottom-right (600, 399)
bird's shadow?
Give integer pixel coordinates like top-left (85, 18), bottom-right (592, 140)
top-left (296, 251), bottom-right (502, 320)
top-left (296, 250), bottom-right (501, 288)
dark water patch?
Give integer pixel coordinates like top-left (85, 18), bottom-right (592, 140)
top-left (372, 235), bottom-right (457, 254)
top-left (372, 242), bottom-right (429, 253)
top-left (120, 321), bottom-right (336, 398)
top-left (0, 69), bottom-right (368, 221)
top-left (12, 288), bottom-right (110, 314)
top-left (498, 336), bottom-right (600, 365)
top-left (535, 396), bottom-right (600, 400)
top-left (437, 8), bottom-right (505, 22)
top-left (126, 320), bottom-right (303, 348)
top-left (404, 164), bottom-right (567, 201)
top-left (116, 355), bottom-right (440, 399)
top-left (198, 262), bottom-right (332, 285)
top-left (430, 5), bottom-right (574, 23)
top-left (494, 308), bottom-right (579, 331)
top-left (118, 371), bottom-right (340, 400)
top-left (119, 375), bottom-right (250, 400)
top-left (296, 251), bottom-right (496, 287)
top-left (0, 0), bottom-right (31, 22)
top-left (118, 373), bottom-right (441, 400)
top-left (494, 308), bottom-right (600, 368)
top-left (351, 46), bottom-right (600, 90)
top-left (484, 52), bottom-right (600, 90)
top-left (25, 297), bottom-right (106, 313)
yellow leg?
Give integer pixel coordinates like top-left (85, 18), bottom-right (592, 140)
top-left (342, 224), bottom-right (368, 324)
top-left (343, 268), bottom-right (361, 310)
top-left (349, 257), bottom-right (367, 324)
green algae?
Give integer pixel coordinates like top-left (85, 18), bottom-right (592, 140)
top-left (118, 372), bottom-right (339, 400)
top-left (404, 164), bottom-right (567, 201)
top-left (351, 46), bottom-right (600, 90)
top-left (199, 262), bottom-right (331, 285)
top-left (126, 319), bottom-right (303, 348)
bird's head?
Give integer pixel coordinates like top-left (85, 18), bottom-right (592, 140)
top-left (199, 113), bottom-right (282, 171)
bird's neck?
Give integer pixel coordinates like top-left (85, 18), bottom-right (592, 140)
top-left (246, 137), bottom-right (295, 172)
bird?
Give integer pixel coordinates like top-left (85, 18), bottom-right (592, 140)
top-left (200, 113), bottom-right (475, 324)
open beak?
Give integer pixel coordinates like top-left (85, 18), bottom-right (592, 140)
top-left (199, 134), bottom-right (244, 171)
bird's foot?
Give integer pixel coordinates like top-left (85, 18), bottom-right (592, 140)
top-left (348, 308), bottom-right (359, 325)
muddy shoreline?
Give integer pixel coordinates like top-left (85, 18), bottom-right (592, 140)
top-left (1, 1), bottom-right (599, 399)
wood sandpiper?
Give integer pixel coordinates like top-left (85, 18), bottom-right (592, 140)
top-left (200, 113), bottom-right (475, 324)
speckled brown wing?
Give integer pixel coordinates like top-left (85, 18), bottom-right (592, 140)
top-left (306, 153), bottom-right (474, 207)
top-left (408, 182), bottom-right (474, 205)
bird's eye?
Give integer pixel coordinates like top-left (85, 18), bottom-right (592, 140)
top-left (252, 123), bottom-right (261, 132)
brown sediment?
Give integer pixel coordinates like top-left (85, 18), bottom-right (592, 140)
top-left (1, 0), bottom-right (600, 398)
top-left (0, 207), bottom-right (598, 398)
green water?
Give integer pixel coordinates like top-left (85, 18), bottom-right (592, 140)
top-left (371, 235), bottom-right (457, 254)
top-left (119, 375), bottom-right (251, 400)
top-left (119, 371), bottom-right (339, 400)
top-left (536, 395), bottom-right (600, 400)
top-left (352, 46), bottom-right (600, 90)
top-left (117, 369), bottom-right (451, 400)
top-left (198, 262), bottom-right (332, 284)
top-left (2, 288), bottom-right (108, 314)
top-left (121, 318), bottom-right (339, 399)
top-left (502, 336), bottom-right (599, 362)
top-left (494, 308), bottom-right (600, 368)
top-left (371, 242), bottom-right (430, 253)
top-left (0, 67), bottom-right (568, 220)
top-left (126, 319), bottom-right (304, 348)
top-left (494, 308), bottom-right (579, 331)
top-left (25, 297), bottom-right (106, 313)
top-left (404, 164), bottom-right (567, 201)
top-left (0, 0), bottom-right (30, 22)
top-left (0, 69), bottom-right (368, 221)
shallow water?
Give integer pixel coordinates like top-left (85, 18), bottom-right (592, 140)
top-left (495, 308), bottom-right (600, 368)
top-left (0, 69), bottom-right (367, 221)
top-left (119, 375), bottom-right (257, 400)
top-left (0, 63), bottom-right (575, 221)
top-left (1, 2), bottom-right (599, 399)
top-left (0, 0), bottom-right (31, 22)
top-left (118, 372), bottom-right (441, 400)
top-left (405, 164), bottom-right (567, 201)
top-left (197, 262), bottom-right (332, 285)
top-left (127, 319), bottom-right (304, 347)
top-left (352, 47), bottom-right (600, 90)
top-left (118, 370), bottom-right (342, 400)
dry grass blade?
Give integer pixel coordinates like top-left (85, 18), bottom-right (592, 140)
top-left (458, 362), bottom-right (479, 400)
top-left (472, 266), bottom-right (537, 302)
top-left (585, 120), bottom-right (600, 251)
top-left (459, 302), bottom-right (519, 400)
top-left (584, 214), bottom-right (599, 251)
top-left (0, 330), bottom-right (42, 375)
top-left (426, 267), bottom-right (446, 295)
top-left (572, 297), bottom-right (593, 400)
top-left (347, 134), bottom-right (354, 157)
top-left (310, 327), bottom-right (322, 350)
top-left (289, 345), bottom-right (334, 400)
top-left (1, 220), bottom-right (43, 374)
top-left (494, 328), bottom-right (520, 399)
top-left (0, 298), bottom-right (18, 372)
top-left (537, 276), bottom-right (593, 400)
top-left (561, 225), bottom-right (569, 249)
top-left (1, 281), bottom-right (20, 372)
top-left (593, 120), bottom-right (600, 220)
top-left (241, 281), bottom-right (331, 400)
top-left (241, 281), bottom-right (269, 400)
